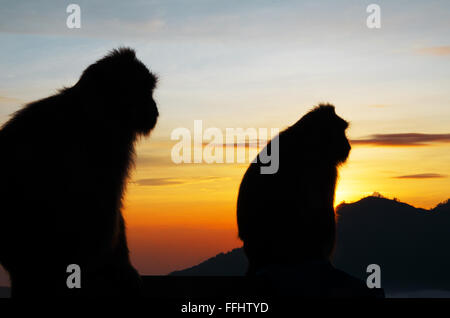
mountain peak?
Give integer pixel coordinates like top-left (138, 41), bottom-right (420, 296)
top-left (336, 194), bottom-right (419, 216)
top-left (433, 199), bottom-right (450, 212)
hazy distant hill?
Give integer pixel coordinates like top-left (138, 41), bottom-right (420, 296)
top-left (170, 196), bottom-right (450, 296)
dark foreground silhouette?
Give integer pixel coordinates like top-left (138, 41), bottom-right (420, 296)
top-left (237, 105), bottom-right (381, 297)
top-left (0, 48), bottom-right (158, 297)
top-left (335, 196), bottom-right (450, 294)
top-left (171, 196), bottom-right (450, 297)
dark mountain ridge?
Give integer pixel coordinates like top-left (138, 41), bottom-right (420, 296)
top-left (171, 196), bottom-right (450, 295)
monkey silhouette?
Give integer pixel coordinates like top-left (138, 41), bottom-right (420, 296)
top-left (0, 48), bottom-right (158, 297)
top-left (237, 104), bottom-right (382, 297)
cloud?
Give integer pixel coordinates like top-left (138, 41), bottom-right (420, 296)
top-left (393, 173), bottom-right (446, 179)
top-left (134, 178), bottom-right (185, 186)
top-left (133, 176), bottom-right (228, 187)
top-left (135, 155), bottom-right (173, 167)
top-left (417, 46), bottom-right (450, 56)
top-left (350, 133), bottom-right (450, 146)
top-left (0, 1), bottom-right (372, 45)
top-left (202, 139), bottom-right (268, 149)
top-left (0, 2), bottom-right (166, 39)
top-left (0, 96), bottom-right (22, 103)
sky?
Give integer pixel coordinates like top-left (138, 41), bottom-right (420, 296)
top-left (0, 0), bottom-right (449, 285)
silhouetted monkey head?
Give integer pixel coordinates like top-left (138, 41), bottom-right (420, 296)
top-left (290, 104), bottom-right (351, 165)
top-left (74, 47), bottom-right (159, 136)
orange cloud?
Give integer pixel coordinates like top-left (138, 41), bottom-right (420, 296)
top-left (393, 173), bottom-right (446, 179)
top-left (135, 155), bottom-right (173, 167)
top-left (201, 140), bottom-right (266, 149)
top-left (0, 96), bottom-right (22, 103)
top-left (417, 46), bottom-right (450, 56)
top-left (351, 133), bottom-right (450, 146)
top-left (133, 176), bottom-right (228, 186)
